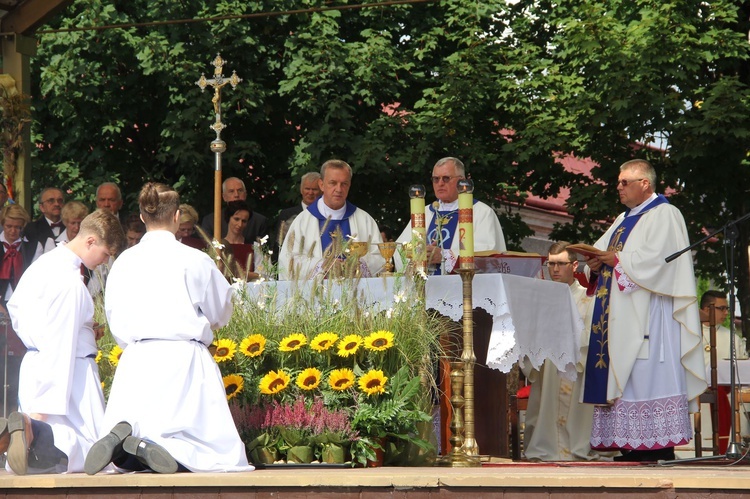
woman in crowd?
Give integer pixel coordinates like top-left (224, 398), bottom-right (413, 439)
top-left (55, 201), bottom-right (90, 246)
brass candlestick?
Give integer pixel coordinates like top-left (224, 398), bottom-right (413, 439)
top-left (458, 266), bottom-right (480, 460)
top-left (437, 361), bottom-right (479, 467)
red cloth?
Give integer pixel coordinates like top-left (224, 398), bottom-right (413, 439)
top-left (0, 242), bottom-right (22, 288)
top-left (516, 384), bottom-right (531, 399)
top-left (716, 385), bottom-right (732, 454)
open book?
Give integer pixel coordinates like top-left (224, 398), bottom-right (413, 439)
top-left (565, 243), bottom-right (606, 259)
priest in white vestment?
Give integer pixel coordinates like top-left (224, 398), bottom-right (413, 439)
top-left (523, 242), bottom-right (600, 461)
top-left (5, 210), bottom-right (126, 475)
top-left (87, 183), bottom-right (252, 474)
top-left (580, 159), bottom-right (706, 462)
top-left (395, 157), bottom-right (506, 274)
top-left (278, 159), bottom-right (385, 280)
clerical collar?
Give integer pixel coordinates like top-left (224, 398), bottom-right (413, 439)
top-left (302, 201), bottom-right (310, 209)
top-left (626, 192), bottom-right (657, 217)
top-left (316, 198), bottom-right (347, 220)
top-left (436, 200), bottom-right (459, 211)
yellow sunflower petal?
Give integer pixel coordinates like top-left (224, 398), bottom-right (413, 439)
top-left (213, 338), bottom-right (237, 363)
top-left (223, 374), bottom-right (244, 401)
top-left (336, 334), bottom-right (363, 358)
top-left (358, 369), bottom-right (388, 396)
top-left (240, 334), bottom-right (266, 358)
top-left (328, 368), bottom-right (356, 391)
top-left (310, 332), bottom-right (339, 352)
top-left (259, 369), bottom-right (291, 395)
top-left (279, 333), bottom-right (307, 352)
top-left (364, 330), bottom-right (395, 352)
top-left (295, 367), bottom-right (322, 391)
top-left (108, 345), bottom-right (123, 366)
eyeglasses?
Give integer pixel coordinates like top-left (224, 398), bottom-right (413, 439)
top-left (545, 261), bottom-right (574, 268)
top-left (714, 306), bottom-right (729, 312)
top-left (42, 197), bottom-right (64, 204)
top-left (431, 175), bottom-right (460, 184)
top-left (616, 178), bottom-right (645, 187)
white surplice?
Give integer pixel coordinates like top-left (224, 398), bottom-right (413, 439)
top-left (278, 200), bottom-right (385, 280)
top-left (523, 280), bottom-right (602, 461)
top-left (585, 195), bottom-right (706, 450)
top-left (7, 245), bottom-right (104, 473)
top-left (103, 230), bottom-right (252, 472)
top-left (395, 199), bottom-right (506, 273)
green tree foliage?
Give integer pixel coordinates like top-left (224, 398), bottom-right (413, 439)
top-left (30, 0), bottom-right (750, 328)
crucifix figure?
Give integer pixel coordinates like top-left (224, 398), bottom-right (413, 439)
top-left (196, 54), bottom-right (242, 241)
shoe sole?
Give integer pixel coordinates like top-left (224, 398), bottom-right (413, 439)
top-left (7, 412), bottom-right (28, 475)
top-left (123, 436), bottom-right (178, 474)
top-left (84, 422), bottom-right (132, 475)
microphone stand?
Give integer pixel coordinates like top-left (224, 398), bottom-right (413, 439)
top-left (661, 211), bottom-right (750, 465)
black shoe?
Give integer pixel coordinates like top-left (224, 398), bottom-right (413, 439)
top-left (122, 436), bottom-right (178, 474)
top-left (7, 412), bottom-right (32, 475)
top-left (84, 422), bottom-right (132, 475)
top-left (613, 447), bottom-right (675, 463)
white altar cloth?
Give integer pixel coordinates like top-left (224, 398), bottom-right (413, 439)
top-left (245, 273), bottom-right (583, 379)
top-left (711, 359), bottom-right (750, 386)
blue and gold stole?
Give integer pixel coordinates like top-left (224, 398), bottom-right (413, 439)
top-left (307, 201), bottom-right (358, 253)
top-left (582, 194), bottom-right (669, 404)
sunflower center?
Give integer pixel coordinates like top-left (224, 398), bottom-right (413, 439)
top-left (344, 341), bottom-right (357, 350)
top-left (287, 340), bottom-right (301, 348)
top-left (225, 383), bottom-right (238, 395)
top-left (247, 343), bottom-right (260, 353)
top-left (366, 379), bottom-right (382, 389)
top-left (217, 347), bottom-right (229, 357)
top-left (372, 338), bottom-right (387, 347)
top-left (268, 378), bottom-right (285, 390)
top-left (334, 378), bottom-right (350, 387)
top-left (319, 340), bottom-right (330, 348)
top-left (303, 376), bottom-right (317, 386)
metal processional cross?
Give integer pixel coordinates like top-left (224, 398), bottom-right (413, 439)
top-left (196, 54), bottom-right (242, 241)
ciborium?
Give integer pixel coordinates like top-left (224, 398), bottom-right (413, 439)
top-left (377, 242), bottom-right (399, 276)
top-left (348, 241), bottom-right (369, 259)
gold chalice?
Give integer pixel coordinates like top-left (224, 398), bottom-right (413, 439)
top-left (348, 241), bottom-right (369, 259)
top-left (377, 242), bottom-right (399, 275)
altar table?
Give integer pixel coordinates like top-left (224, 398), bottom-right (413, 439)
top-left (246, 273), bottom-right (583, 456)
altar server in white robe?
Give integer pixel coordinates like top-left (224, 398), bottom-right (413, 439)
top-left (581, 159), bottom-right (706, 462)
top-left (86, 182), bottom-right (252, 474)
top-left (3, 210), bottom-right (125, 475)
top-left (395, 157), bottom-right (506, 274)
top-left (523, 242), bottom-right (600, 461)
top-left (278, 159), bottom-right (385, 280)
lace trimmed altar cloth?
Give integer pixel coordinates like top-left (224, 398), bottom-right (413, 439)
top-left (245, 273), bottom-right (583, 380)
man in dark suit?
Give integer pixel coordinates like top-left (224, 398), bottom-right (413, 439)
top-left (23, 187), bottom-right (65, 251)
top-left (272, 172), bottom-right (321, 260)
top-left (200, 177), bottom-right (269, 243)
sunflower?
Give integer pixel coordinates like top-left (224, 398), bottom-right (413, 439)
top-left (336, 334), bottom-right (363, 357)
top-left (95, 350), bottom-right (103, 364)
top-left (358, 370), bottom-right (388, 396)
top-left (279, 333), bottom-right (307, 352)
top-left (239, 334), bottom-right (266, 358)
top-left (364, 330), bottom-right (395, 352)
top-left (213, 338), bottom-right (237, 363)
top-left (223, 374), bottom-right (244, 400)
top-left (310, 332), bottom-right (339, 352)
top-left (108, 345), bottom-right (123, 366)
top-left (295, 367), bottom-right (322, 390)
top-left (259, 370), bottom-right (291, 395)
top-left (328, 368), bottom-right (355, 391)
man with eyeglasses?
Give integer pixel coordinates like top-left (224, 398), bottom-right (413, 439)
top-left (200, 176), bottom-right (269, 244)
top-left (580, 159), bottom-right (705, 462)
top-left (697, 290), bottom-right (748, 454)
top-left (395, 157), bottom-right (506, 274)
top-left (23, 187), bottom-right (66, 252)
top-left (523, 242), bottom-right (601, 461)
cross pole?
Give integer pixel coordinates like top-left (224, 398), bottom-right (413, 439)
top-left (196, 53), bottom-right (242, 241)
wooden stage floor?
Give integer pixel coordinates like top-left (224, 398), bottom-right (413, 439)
top-left (1, 460), bottom-right (749, 498)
